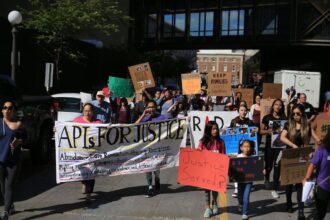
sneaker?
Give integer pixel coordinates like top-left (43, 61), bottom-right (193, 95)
top-left (155, 179), bottom-right (160, 191)
top-left (271, 190), bottom-right (280, 198)
top-left (212, 204), bottom-right (219, 215)
top-left (145, 188), bottom-right (154, 198)
top-left (232, 192), bottom-right (238, 198)
top-left (242, 214), bottom-right (249, 219)
top-left (203, 208), bottom-right (212, 218)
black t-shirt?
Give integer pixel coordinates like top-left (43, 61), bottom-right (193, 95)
top-left (301, 102), bottom-right (315, 119)
top-left (230, 116), bottom-right (255, 128)
top-left (191, 98), bottom-right (205, 111)
top-left (283, 122), bottom-right (311, 148)
top-left (262, 114), bottom-right (287, 147)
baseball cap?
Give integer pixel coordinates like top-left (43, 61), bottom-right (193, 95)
top-left (96, 91), bottom-right (105, 97)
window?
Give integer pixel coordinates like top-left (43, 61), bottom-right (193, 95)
top-left (190, 11), bottom-right (214, 36)
top-left (224, 57), bottom-right (227, 62)
top-left (145, 14), bottom-right (157, 38)
top-left (224, 65), bottom-right (227, 72)
top-left (211, 65), bottom-right (216, 71)
top-left (211, 57), bottom-right (216, 62)
top-left (258, 7), bottom-right (278, 35)
top-left (203, 65), bottom-right (208, 72)
top-left (163, 13), bottom-right (186, 37)
top-left (221, 9), bottom-right (245, 36)
top-left (232, 65), bottom-right (236, 72)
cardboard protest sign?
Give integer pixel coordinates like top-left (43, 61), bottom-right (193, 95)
top-left (207, 73), bottom-right (232, 96)
top-left (280, 147), bottom-right (314, 185)
top-left (271, 120), bottom-right (287, 148)
top-left (108, 76), bottom-right (134, 98)
top-left (55, 118), bottom-right (187, 183)
top-left (263, 83), bottom-right (282, 99)
top-left (188, 111), bottom-right (239, 148)
top-left (229, 156), bottom-right (264, 182)
top-left (220, 127), bottom-right (259, 155)
top-left (181, 73), bottom-right (201, 95)
top-left (128, 62), bottom-right (155, 91)
top-left (315, 113), bottom-right (330, 142)
top-left (178, 148), bottom-right (229, 192)
top-left (233, 88), bottom-right (254, 107)
top-left (260, 99), bottom-right (275, 126)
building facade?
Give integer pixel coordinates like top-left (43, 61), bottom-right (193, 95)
top-left (197, 50), bottom-right (244, 85)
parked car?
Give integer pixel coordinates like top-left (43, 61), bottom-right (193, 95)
top-left (51, 93), bottom-right (83, 122)
top-left (0, 75), bottom-right (54, 164)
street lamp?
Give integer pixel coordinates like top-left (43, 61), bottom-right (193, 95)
top-left (8, 10), bottom-right (22, 82)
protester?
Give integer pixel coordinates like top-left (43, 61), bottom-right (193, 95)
top-left (115, 98), bottom-right (132, 124)
top-left (233, 92), bottom-right (243, 110)
top-left (303, 129), bottom-right (330, 220)
top-left (280, 104), bottom-right (317, 219)
top-left (168, 100), bottom-right (187, 118)
top-left (237, 140), bottom-right (254, 220)
top-left (134, 92), bottom-right (149, 121)
top-left (230, 104), bottom-right (255, 198)
top-left (189, 94), bottom-right (205, 111)
top-left (200, 87), bottom-right (208, 102)
top-left (135, 100), bottom-right (168, 198)
top-left (323, 91), bottom-right (330, 112)
top-left (213, 96), bottom-right (226, 111)
top-left (0, 100), bottom-right (26, 220)
top-left (160, 89), bottom-right (176, 119)
top-left (312, 100), bottom-right (330, 145)
top-left (73, 103), bottom-right (101, 201)
top-left (197, 121), bottom-right (226, 218)
top-left (260, 99), bottom-right (286, 196)
top-left (297, 93), bottom-right (316, 122)
top-left (249, 94), bottom-right (262, 146)
top-left (91, 91), bottom-right (112, 123)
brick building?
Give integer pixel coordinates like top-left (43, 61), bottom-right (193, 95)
top-left (197, 50), bottom-right (244, 86)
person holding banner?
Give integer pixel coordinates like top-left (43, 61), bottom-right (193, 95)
top-left (260, 99), bottom-right (286, 196)
top-left (0, 100), bottom-right (26, 220)
top-left (230, 104), bottom-right (255, 198)
top-left (197, 121), bottom-right (226, 218)
top-left (280, 104), bottom-right (316, 220)
top-left (303, 130), bottom-right (330, 220)
top-left (236, 140), bottom-right (254, 220)
top-left (135, 100), bottom-right (168, 198)
top-left (73, 103), bottom-right (101, 200)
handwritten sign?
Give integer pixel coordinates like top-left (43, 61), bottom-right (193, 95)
top-left (220, 127), bottom-right (259, 155)
top-left (233, 88), bottom-right (254, 107)
top-left (128, 62), bottom-right (155, 91)
top-left (271, 120), bottom-right (287, 148)
top-left (260, 99), bottom-right (275, 126)
top-left (181, 73), bottom-right (201, 95)
top-left (177, 148), bottom-right (229, 192)
top-left (207, 73), bottom-right (232, 96)
top-left (263, 83), bottom-right (282, 99)
top-left (229, 156), bottom-right (264, 182)
top-left (108, 76), bottom-right (134, 98)
top-left (280, 147), bottom-right (314, 185)
top-left (315, 113), bottom-right (330, 142)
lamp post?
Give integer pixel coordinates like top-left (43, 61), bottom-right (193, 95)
top-left (8, 10), bottom-right (22, 82)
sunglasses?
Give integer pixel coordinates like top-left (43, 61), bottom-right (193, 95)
top-left (2, 106), bottom-right (14, 111)
top-left (292, 112), bottom-right (302, 116)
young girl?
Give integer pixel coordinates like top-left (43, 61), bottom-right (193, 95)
top-left (198, 121), bottom-right (226, 218)
top-left (237, 140), bottom-right (254, 220)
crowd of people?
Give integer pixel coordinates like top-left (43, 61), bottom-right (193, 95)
top-left (0, 82), bottom-right (330, 220)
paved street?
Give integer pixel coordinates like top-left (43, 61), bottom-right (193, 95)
top-left (0, 150), bottom-right (323, 220)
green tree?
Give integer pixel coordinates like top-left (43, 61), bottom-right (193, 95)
top-left (22, 0), bottom-right (131, 79)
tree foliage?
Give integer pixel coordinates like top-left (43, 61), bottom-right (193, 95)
top-left (21, 0), bottom-right (131, 78)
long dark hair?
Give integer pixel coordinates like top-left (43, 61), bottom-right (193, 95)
top-left (322, 129), bottom-right (330, 152)
top-left (270, 98), bottom-right (285, 117)
top-left (200, 121), bottom-right (222, 146)
top-left (288, 104), bottom-right (310, 145)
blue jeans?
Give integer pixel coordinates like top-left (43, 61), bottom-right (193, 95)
top-left (146, 170), bottom-right (160, 188)
top-left (238, 182), bottom-right (252, 215)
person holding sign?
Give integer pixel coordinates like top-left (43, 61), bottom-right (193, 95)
top-left (73, 103), bottom-right (102, 201)
top-left (135, 100), bottom-right (168, 198)
top-left (0, 100), bottom-right (26, 220)
top-left (236, 140), bottom-right (255, 220)
top-left (260, 99), bottom-right (286, 197)
top-left (280, 104), bottom-right (318, 220)
top-left (197, 121), bottom-right (226, 218)
top-left (230, 104), bottom-right (255, 198)
top-left (303, 130), bottom-right (330, 220)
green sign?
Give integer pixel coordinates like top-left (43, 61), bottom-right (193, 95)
top-left (108, 76), bottom-right (134, 98)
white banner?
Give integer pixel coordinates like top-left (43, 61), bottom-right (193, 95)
top-left (188, 111), bottom-right (238, 148)
top-left (55, 118), bottom-right (187, 183)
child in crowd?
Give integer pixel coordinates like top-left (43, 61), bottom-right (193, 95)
top-left (198, 121), bottom-right (226, 218)
top-left (237, 140), bottom-right (254, 220)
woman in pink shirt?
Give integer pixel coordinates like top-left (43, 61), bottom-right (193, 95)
top-left (73, 103), bottom-right (101, 201)
top-left (198, 121), bottom-right (226, 218)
